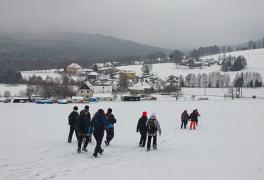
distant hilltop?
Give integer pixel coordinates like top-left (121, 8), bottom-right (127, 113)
top-left (0, 31), bottom-right (170, 61)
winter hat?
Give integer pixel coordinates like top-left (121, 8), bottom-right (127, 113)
top-left (149, 113), bottom-right (156, 119)
top-left (85, 105), bottom-right (89, 110)
top-left (107, 108), bottom-right (112, 114)
top-left (73, 106), bottom-right (78, 111)
top-left (142, 111), bottom-right (147, 117)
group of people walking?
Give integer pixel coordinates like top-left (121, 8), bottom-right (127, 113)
top-left (68, 106), bottom-right (200, 157)
top-left (181, 109), bottom-right (200, 130)
top-left (68, 106), bottom-right (116, 158)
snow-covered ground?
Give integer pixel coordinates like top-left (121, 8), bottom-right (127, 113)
top-left (1, 83), bottom-right (264, 100)
top-left (0, 84), bottom-right (27, 96)
top-left (203, 48), bottom-right (264, 80)
top-left (21, 69), bottom-right (63, 80)
top-left (19, 49), bottom-right (264, 83)
top-left (116, 48), bottom-right (264, 80)
top-left (0, 99), bottom-right (264, 180)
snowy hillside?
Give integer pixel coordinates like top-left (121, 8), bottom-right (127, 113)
top-left (116, 48), bottom-right (264, 80)
top-left (0, 100), bottom-right (263, 179)
top-left (203, 48), bottom-right (264, 79)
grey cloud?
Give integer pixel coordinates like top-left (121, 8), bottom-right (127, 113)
top-left (0, 0), bottom-right (263, 49)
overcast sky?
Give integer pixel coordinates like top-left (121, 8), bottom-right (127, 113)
top-left (0, 0), bottom-right (264, 49)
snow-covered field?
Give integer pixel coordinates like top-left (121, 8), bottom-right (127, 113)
top-left (21, 69), bottom-right (63, 80)
top-left (0, 99), bottom-right (264, 180)
top-left (116, 48), bottom-right (264, 80)
top-left (0, 84), bottom-right (27, 97)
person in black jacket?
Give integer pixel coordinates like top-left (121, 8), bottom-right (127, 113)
top-left (105, 108), bottom-right (117, 146)
top-left (77, 105), bottom-right (91, 153)
top-left (68, 106), bottom-right (80, 143)
top-left (137, 111), bottom-right (148, 147)
top-left (90, 109), bottom-right (107, 158)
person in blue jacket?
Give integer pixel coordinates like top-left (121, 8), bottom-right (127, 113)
top-left (105, 108), bottom-right (117, 146)
top-left (90, 109), bottom-right (107, 158)
top-left (77, 106), bottom-right (91, 153)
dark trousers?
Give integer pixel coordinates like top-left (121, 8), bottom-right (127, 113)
top-left (139, 132), bottom-right (147, 147)
top-left (147, 135), bottom-right (157, 149)
top-left (68, 126), bottom-right (79, 142)
top-left (78, 134), bottom-right (89, 148)
top-left (93, 131), bottom-right (104, 156)
top-left (181, 120), bottom-right (188, 129)
top-left (106, 128), bottom-right (114, 144)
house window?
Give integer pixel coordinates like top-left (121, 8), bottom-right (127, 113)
top-left (81, 90), bottom-right (83, 93)
top-left (87, 90), bottom-right (89, 93)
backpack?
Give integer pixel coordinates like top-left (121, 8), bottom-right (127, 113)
top-left (68, 112), bottom-right (75, 126)
top-left (147, 119), bottom-right (156, 134)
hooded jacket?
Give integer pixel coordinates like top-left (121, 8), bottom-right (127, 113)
top-left (90, 111), bottom-right (107, 134)
top-left (181, 111), bottom-right (190, 122)
top-left (146, 114), bottom-right (161, 136)
top-left (77, 110), bottom-right (91, 135)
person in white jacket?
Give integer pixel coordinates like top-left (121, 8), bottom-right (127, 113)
top-left (146, 113), bottom-right (161, 151)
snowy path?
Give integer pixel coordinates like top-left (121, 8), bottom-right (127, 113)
top-left (0, 100), bottom-right (264, 180)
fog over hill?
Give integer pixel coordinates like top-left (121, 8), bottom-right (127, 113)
top-left (0, 32), bottom-right (171, 70)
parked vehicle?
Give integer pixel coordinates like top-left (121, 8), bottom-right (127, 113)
top-left (57, 99), bottom-right (68, 104)
top-left (35, 99), bottom-right (53, 104)
top-left (121, 96), bottom-right (140, 101)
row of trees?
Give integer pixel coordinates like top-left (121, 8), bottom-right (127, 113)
top-left (178, 72), bottom-right (231, 88)
top-left (233, 72), bottom-right (262, 87)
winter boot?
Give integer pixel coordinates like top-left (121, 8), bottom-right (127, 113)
top-left (99, 148), bottom-right (104, 154)
top-left (105, 140), bottom-right (109, 146)
top-left (93, 153), bottom-right (98, 158)
top-left (82, 147), bottom-right (88, 152)
top-left (77, 147), bottom-right (81, 153)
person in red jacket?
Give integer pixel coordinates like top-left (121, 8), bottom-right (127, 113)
top-left (137, 111), bottom-right (148, 147)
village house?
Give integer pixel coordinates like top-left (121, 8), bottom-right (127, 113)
top-left (119, 70), bottom-right (136, 79)
top-left (75, 81), bottom-right (94, 100)
top-left (64, 63), bottom-right (82, 75)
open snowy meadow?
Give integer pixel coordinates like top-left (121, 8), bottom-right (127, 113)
top-left (0, 99), bottom-right (264, 180)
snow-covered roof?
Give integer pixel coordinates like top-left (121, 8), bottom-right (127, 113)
top-left (129, 82), bottom-right (152, 91)
top-left (88, 72), bottom-right (99, 76)
top-left (67, 63), bottom-right (82, 69)
top-left (92, 93), bottom-right (112, 98)
top-left (71, 96), bottom-right (84, 100)
top-left (83, 81), bottom-right (94, 91)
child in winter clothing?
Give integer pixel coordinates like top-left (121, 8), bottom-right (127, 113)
top-left (137, 111), bottom-right (148, 147)
top-left (105, 108), bottom-right (117, 146)
top-left (68, 106), bottom-right (80, 143)
top-left (181, 110), bottom-right (190, 129)
top-left (146, 113), bottom-right (161, 151)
